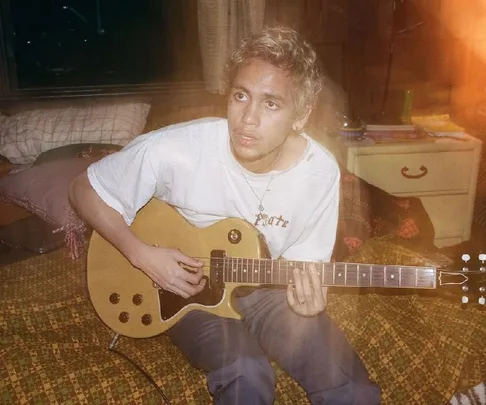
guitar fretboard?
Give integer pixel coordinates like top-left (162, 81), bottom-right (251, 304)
top-left (222, 258), bottom-right (436, 289)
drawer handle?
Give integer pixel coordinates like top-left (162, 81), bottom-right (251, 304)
top-left (401, 165), bottom-right (428, 179)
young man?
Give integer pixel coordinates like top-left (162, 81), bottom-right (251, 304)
top-left (69, 27), bottom-right (380, 405)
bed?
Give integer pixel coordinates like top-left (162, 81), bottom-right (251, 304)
top-left (0, 103), bottom-right (485, 404)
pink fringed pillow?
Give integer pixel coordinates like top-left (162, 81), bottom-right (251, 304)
top-left (0, 158), bottom-right (96, 258)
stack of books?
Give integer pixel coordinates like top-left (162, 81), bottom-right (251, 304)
top-left (364, 124), bottom-right (427, 143)
top-left (410, 114), bottom-right (465, 138)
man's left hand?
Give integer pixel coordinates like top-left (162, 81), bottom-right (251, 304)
top-left (286, 264), bottom-right (327, 317)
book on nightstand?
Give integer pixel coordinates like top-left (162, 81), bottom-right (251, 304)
top-left (364, 124), bottom-right (430, 143)
top-left (410, 114), bottom-right (466, 138)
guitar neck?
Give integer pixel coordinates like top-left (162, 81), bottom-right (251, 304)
top-left (220, 258), bottom-right (437, 289)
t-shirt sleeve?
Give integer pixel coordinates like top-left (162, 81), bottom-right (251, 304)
top-left (281, 165), bottom-right (340, 262)
top-left (87, 134), bottom-right (161, 225)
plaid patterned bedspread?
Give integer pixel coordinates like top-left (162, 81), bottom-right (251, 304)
top-left (0, 241), bottom-right (485, 404)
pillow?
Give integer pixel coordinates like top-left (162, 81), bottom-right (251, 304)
top-left (0, 145), bottom-right (120, 258)
top-left (0, 102), bottom-right (150, 164)
top-left (34, 143), bottom-right (122, 166)
top-left (0, 158), bottom-right (95, 258)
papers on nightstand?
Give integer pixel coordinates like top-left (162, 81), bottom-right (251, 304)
top-left (410, 114), bottom-right (466, 138)
top-left (364, 124), bottom-right (429, 143)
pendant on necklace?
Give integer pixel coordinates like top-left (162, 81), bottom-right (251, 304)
top-left (258, 203), bottom-right (265, 212)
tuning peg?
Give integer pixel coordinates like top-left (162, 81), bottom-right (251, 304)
top-left (479, 254), bottom-right (486, 271)
top-left (479, 296), bottom-right (485, 305)
top-left (461, 295), bottom-right (469, 304)
top-left (462, 254), bottom-right (471, 263)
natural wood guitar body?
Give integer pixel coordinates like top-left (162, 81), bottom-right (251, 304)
top-left (87, 198), bottom-right (269, 338)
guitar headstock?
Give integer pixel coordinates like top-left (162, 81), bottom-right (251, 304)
top-left (438, 253), bottom-right (486, 305)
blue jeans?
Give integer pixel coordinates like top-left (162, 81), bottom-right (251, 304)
top-left (166, 289), bottom-right (381, 405)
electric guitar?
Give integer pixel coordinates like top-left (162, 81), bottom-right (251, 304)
top-left (87, 199), bottom-right (486, 338)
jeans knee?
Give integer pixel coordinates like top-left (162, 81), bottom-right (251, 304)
top-left (208, 356), bottom-right (276, 405)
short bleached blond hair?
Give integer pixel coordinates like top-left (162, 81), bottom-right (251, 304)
top-left (225, 26), bottom-right (324, 116)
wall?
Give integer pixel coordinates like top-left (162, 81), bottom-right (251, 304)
top-left (266, 0), bottom-right (486, 130)
top-left (3, 1), bottom-right (485, 134)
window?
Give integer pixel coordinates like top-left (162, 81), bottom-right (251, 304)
top-left (1, 0), bottom-right (203, 91)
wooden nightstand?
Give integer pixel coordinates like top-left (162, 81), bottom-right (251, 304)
top-left (326, 135), bottom-right (483, 247)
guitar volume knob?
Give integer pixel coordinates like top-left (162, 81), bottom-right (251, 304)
top-left (132, 294), bottom-right (143, 305)
top-left (119, 312), bottom-right (130, 323)
top-left (141, 314), bottom-right (152, 325)
top-left (109, 293), bottom-right (120, 304)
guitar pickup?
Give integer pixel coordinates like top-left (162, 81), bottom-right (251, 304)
top-left (210, 250), bottom-right (226, 289)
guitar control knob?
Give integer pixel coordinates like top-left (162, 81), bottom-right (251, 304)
top-left (479, 296), bottom-right (486, 305)
top-left (109, 293), bottom-right (120, 304)
top-left (132, 294), bottom-right (143, 305)
top-left (461, 295), bottom-right (469, 304)
top-left (119, 312), bottom-right (130, 323)
top-left (141, 314), bottom-right (152, 325)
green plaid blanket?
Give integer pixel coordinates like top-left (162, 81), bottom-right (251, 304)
top-left (1, 241), bottom-right (485, 404)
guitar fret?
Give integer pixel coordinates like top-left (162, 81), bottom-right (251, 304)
top-left (371, 265), bottom-right (384, 287)
top-left (387, 266), bottom-right (399, 287)
top-left (346, 264), bottom-right (358, 286)
top-left (401, 266), bottom-right (416, 288)
top-left (271, 260), bottom-right (274, 285)
top-left (356, 264), bottom-right (366, 287)
top-left (257, 259), bottom-right (261, 284)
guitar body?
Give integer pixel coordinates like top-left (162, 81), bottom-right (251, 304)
top-left (87, 199), bottom-right (269, 338)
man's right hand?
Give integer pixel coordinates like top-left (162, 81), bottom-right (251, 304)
top-left (134, 245), bottom-right (206, 299)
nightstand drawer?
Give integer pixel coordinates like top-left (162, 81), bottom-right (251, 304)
top-left (420, 194), bottom-right (469, 243)
top-left (351, 151), bottom-right (473, 194)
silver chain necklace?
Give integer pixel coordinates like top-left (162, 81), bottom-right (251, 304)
top-left (240, 149), bottom-right (282, 212)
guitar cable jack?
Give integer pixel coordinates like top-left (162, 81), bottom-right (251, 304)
top-left (109, 333), bottom-right (120, 350)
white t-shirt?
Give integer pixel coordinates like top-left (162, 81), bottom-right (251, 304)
top-left (87, 117), bottom-right (340, 262)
